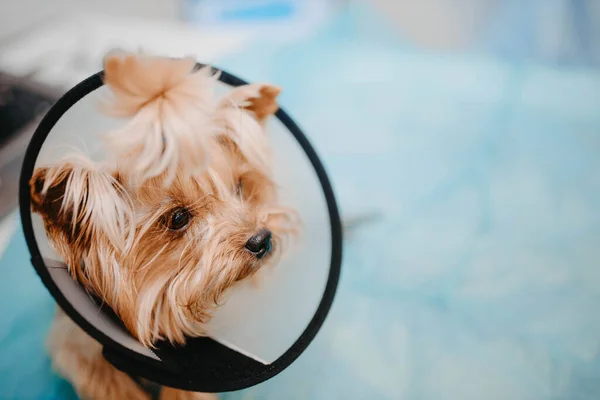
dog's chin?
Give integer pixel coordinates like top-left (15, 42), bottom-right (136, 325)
top-left (234, 242), bottom-right (278, 282)
top-left (236, 261), bottom-right (266, 283)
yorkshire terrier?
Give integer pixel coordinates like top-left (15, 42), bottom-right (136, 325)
top-left (29, 52), bottom-right (298, 400)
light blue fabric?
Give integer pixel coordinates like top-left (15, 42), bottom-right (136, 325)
top-left (0, 217), bottom-right (77, 400)
top-left (2, 3), bottom-right (600, 399)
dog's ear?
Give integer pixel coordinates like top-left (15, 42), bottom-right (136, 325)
top-left (219, 83), bottom-right (281, 123)
top-left (243, 84), bottom-right (281, 122)
top-left (30, 166), bottom-right (69, 226)
top-left (30, 162), bottom-right (133, 256)
top-left (214, 83), bottom-right (281, 176)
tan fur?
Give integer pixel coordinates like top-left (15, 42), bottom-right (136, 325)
top-left (160, 386), bottom-right (217, 400)
top-left (102, 52), bottom-right (220, 184)
top-left (48, 309), bottom-right (150, 400)
top-left (32, 52), bottom-right (298, 399)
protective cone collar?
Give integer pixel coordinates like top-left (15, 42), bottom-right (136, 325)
top-left (19, 65), bottom-right (342, 392)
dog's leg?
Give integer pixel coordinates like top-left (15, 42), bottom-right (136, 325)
top-left (160, 387), bottom-right (218, 400)
top-left (47, 308), bottom-right (150, 400)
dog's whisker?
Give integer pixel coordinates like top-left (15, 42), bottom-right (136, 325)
top-left (177, 239), bottom-right (194, 271)
top-left (135, 243), bottom-right (169, 274)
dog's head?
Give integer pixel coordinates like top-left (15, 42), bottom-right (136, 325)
top-left (30, 53), bottom-right (298, 347)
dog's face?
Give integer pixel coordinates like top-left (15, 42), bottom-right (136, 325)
top-left (29, 55), bottom-right (298, 347)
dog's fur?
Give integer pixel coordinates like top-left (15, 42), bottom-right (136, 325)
top-left (30, 52), bottom-right (298, 399)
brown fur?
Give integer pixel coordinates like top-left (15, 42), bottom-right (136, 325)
top-left (32, 52), bottom-right (299, 399)
top-left (244, 85), bottom-right (282, 122)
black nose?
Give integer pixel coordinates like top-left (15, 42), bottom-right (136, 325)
top-left (245, 228), bottom-right (272, 259)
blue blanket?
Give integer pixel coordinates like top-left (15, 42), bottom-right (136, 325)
top-left (2, 4), bottom-right (600, 399)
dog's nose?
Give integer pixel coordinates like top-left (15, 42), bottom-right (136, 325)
top-left (245, 228), bottom-right (272, 259)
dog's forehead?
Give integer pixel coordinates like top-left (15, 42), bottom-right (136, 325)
top-left (132, 172), bottom-right (212, 204)
top-left (118, 131), bottom-right (273, 209)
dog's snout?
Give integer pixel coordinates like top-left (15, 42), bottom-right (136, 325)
top-left (245, 228), bottom-right (272, 259)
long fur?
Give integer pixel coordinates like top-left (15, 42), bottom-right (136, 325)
top-left (31, 51), bottom-right (300, 399)
top-left (102, 52), bottom-right (220, 184)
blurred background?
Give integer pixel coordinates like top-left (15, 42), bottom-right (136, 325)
top-left (2, 0), bottom-right (600, 399)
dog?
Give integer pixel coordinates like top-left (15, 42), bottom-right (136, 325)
top-left (29, 52), bottom-right (298, 400)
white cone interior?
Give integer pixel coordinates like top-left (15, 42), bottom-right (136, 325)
top-left (31, 81), bottom-right (332, 364)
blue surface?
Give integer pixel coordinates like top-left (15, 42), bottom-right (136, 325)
top-left (3, 3), bottom-right (600, 399)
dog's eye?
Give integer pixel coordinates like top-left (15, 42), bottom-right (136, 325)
top-left (166, 208), bottom-right (191, 231)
